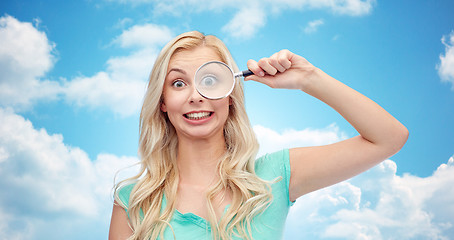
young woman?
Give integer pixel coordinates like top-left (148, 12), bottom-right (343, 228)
top-left (108, 31), bottom-right (408, 240)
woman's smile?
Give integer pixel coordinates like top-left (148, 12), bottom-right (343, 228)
top-left (184, 111), bottom-right (214, 120)
top-left (183, 110), bottom-right (215, 125)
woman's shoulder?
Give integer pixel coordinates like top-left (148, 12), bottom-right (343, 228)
top-left (254, 149), bottom-right (290, 180)
top-left (254, 148), bottom-right (295, 208)
top-left (116, 182), bottom-right (137, 208)
top-left (255, 149), bottom-right (289, 167)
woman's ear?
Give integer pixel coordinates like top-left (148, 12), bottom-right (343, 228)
top-left (229, 96), bottom-right (233, 105)
top-left (160, 100), bottom-right (167, 112)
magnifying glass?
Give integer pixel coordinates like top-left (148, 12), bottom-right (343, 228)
top-left (195, 61), bottom-right (253, 99)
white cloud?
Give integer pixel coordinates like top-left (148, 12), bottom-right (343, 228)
top-left (113, 17), bottom-right (133, 29)
top-left (437, 31), bottom-right (454, 90)
top-left (254, 123), bottom-right (347, 157)
top-left (63, 23), bottom-right (173, 116)
top-left (63, 70), bottom-right (146, 117)
top-left (222, 7), bottom-right (266, 39)
top-left (318, 0), bottom-right (375, 16)
top-left (104, 0), bottom-right (375, 39)
top-left (0, 15), bottom-right (61, 110)
top-left (284, 157), bottom-right (454, 239)
top-left (112, 23), bottom-right (173, 48)
top-left (266, 0), bottom-right (375, 16)
top-left (0, 108), bottom-right (139, 239)
top-left (109, 0), bottom-right (375, 16)
top-left (304, 19), bottom-right (324, 34)
top-left (0, 15), bottom-right (173, 116)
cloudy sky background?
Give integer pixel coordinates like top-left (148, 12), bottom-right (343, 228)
top-left (1, 0), bottom-right (453, 239)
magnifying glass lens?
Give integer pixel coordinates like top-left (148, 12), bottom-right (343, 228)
top-left (195, 61), bottom-right (234, 99)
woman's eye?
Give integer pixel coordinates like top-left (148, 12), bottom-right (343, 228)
top-left (172, 80), bottom-right (186, 88)
top-left (200, 74), bottom-right (218, 87)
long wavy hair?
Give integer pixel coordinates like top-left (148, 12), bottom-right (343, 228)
top-left (115, 31), bottom-right (273, 240)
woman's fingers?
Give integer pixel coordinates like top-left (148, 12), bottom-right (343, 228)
top-left (250, 50), bottom-right (294, 77)
top-left (268, 53), bottom-right (286, 73)
top-left (245, 49), bottom-right (303, 89)
top-left (246, 59), bottom-right (264, 77)
top-left (258, 57), bottom-right (278, 75)
top-left (276, 49), bottom-right (292, 70)
top-left (245, 59), bottom-right (275, 86)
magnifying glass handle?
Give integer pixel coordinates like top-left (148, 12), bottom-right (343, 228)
top-left (235, 70), bottom-right (254, 78)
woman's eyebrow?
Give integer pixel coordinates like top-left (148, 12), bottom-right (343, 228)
top-left (167, 68), bottom-right (186, 76)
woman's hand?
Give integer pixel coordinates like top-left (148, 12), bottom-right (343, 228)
top-left (245, 49), bottom-right (319, 91)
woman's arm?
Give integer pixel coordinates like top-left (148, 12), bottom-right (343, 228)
top-left (109, 201), bottom-right (133, 240)
top-left (246, 50), bottom-right (409, 201)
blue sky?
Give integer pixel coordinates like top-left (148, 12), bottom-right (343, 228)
top-left (1, 0), bottom-right (453, 239)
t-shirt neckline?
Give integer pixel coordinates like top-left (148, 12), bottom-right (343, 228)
top-left (163, 194), bottom-right (231, 229)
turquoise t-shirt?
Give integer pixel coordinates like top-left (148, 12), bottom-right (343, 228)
top-left (118, 149), bottom-right (293, 239)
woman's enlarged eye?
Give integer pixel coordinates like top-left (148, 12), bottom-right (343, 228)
top-left (200, 74), bottom-right (218, 87)
top-left (172, 80), bottom-right (186, 88)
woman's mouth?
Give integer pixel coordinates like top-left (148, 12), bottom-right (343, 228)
top-left (184, 111), bottom-right (213, 120)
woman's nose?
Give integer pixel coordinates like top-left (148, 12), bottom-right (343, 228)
top-left (188, 85), bottom-right (204, 103)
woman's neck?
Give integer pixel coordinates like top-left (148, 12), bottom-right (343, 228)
top-left (176, 134), bottom-right (226, 186)
top-left (174, 133), bottom-right (233, 220)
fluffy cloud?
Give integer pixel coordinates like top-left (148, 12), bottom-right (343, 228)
top-left (104, 0), bottom-right (375, 39)
top-left (314, 0), bottom-right (375, 16)
top-left (0, 108), bottom-right (139, 239)
top-left (284, 157), bottom-right (454, 239)
top-left (112, 23), bottom-right (173, 48)
top-left (110, 0), bottom-right (375, 16)
top-left (437, 31), bottom-right (454, 90)
top-left (254, 123), bottom-right (347, 157)
top-left (222, 6), bottom-right (267, 39)
top-left (0, 15), bottom-right (172, 116)
top-left (63, 67), bottom-right (147, 117)
top-left (0, 15), bottom-right (61, 110)
top-left (63, 23), bottom-right (173, 116)
top-left (304, 19), bottom-right (325, 34)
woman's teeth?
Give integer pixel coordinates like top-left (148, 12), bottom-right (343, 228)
top-left (185, 112), bottom-right (211, 120)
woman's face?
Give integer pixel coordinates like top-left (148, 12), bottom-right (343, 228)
top-left (161, 46), bottom-right (231, 141)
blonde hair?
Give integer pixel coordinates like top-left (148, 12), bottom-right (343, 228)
top-left (115, 31), bottom-right (273, 240)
